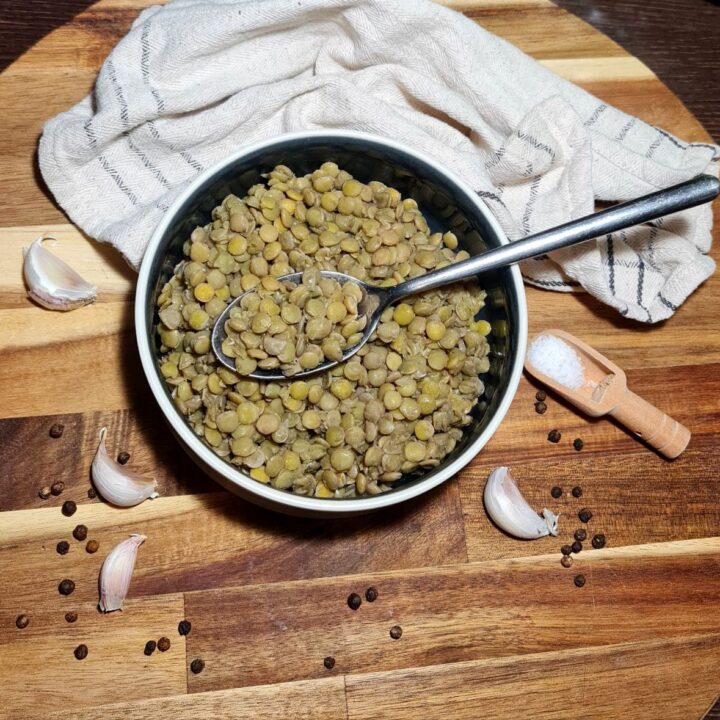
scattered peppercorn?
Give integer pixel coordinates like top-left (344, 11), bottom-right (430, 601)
top-left (49, 423), bottom-right (65, 438)
top-left (117, 452), bottom-right (131, 465)
top-left (178, 620), bottom-right (192, 636)
top-left (158, 637), bottom-right (171, 652)
top-left (74, 644), bottom-right (88, 660)
top-left (61, 500), bottom-right (77, 517)
top-left (560, 555), bottom-right (573, 568)
top-left (573, 438), bottom-right (584, 452)
top-left (578, 508), bottom-right (593, 523)
top-left (389, 625), bottom-right (403, 640)
top-left (57, 540), bottom-right (70, 555)
top-left (535, 401), bottom-right (547, 414)
top-left (347, 592), bottom-right (362, 610)
top-left (548, 429), bottom-right (561, 443)
top-left (535, 390), bottom-right (547, 402)
top-left (144, 640), bottom-right (157, 656)
top-left (551, 486), bottom-right (563, 499)
top-left (15, 614), bottom-right (29, 629)
top-left (190, 658), bottom-right (205, 674)
top-left (72, 525), bottom-right (88, 541)
top-left (571, 541), bottom-right (583, 554)
top-left (58, 579), bottom-right (75, 596)
top-left (574, 574), bottom-right (586, 588)
top-left (85, 540), bottom-right (99, 554)
top-left (51, 481), bottom-right (65, 496)
top-left (65, 612), bottom-right (78, 623)
top-left (574, 529), bottom-right (587, 542)
top-left (561, 545), bottom-right (572, 556)
top-left (571, 486), bottom-right (582, 498)
top-left (365, 586), bottom-right (378, 602)
top-left (592, 534), bottom-right (606, 549)
top-left (323, 656), bottom-right (336, 670)
top-left (87, 487), bottom-right (97, 499)
top-left (39, 486), bottom-right (52, 500)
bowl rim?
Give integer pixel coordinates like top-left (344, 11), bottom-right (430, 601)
top-left (135, 129), bottom-right (527, 513)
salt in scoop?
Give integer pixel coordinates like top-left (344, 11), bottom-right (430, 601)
top-left (212, 174), bottom-right (719, 380)
top-left (525, 329), bottom-right (691, 459)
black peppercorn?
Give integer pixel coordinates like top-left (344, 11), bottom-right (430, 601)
top-left (87, 487), bottom-right (97, 499)
top-left (73, 525), bottom-right (88, 541)
top-left (190, 658), bottom-right (205, 674)
top-left (535, 390), bottom-right (547, 402)
top-left (550, 486), bottom-right (563, 499)
top-left (365, 587), bottom-right (378, 602)
top-left (144, 640), bottom-right (156, 656)
top-left (574, 529), bottom-right (587, 542)
top-left (51, 481), bottom-right (65, 496)
top-left (560, 555), bottom-right (573, 568)
top-left (158, 637), bottom-right (171, 652)
top-left (573, 438), bottom-right (584, 452)
top-left (560, 545), bottom-right (572, 556)
top-left (86, 539), bottom-right (99, 554)
top-left (578, 508), bottom-right (593, 523)
top-left (347, 592), bottom-right (362, 610)
top-left (571, 486), bottom-right (582, 498)
top-left (548, 429), bottom-right (561, 443)
top-left (574, 574), bottom-right (586, 588)
top-left (56, 540), bottom-right (70, 555)
top-left (117, 452), bottom-right (131, 465)
top-left (65, 612), bottom-right (78, 623)
top-left (178, 620), bottom-right (192, 636)
top-left (39, 486), bottom-right (52, 500)
top-left (592, 534), bottom-right (606, 549)
top-left (49, 423), bottom-right (65, 439)
top-left (571, 541), bottom-right (583, 554)
top-left (323, 656), bottom-right (336, 670)
top-left (74, 644), bottom-right (88, 660)
top-left (15, 614), bottom-right (29, 629)
top-left (61, 500), bottom-right (77, 517)
top-left (535, 401), bottom-right (547, 414)
top-left (58, 579), bottom-right (75, 595)
top-left (389, 625), bottom-right (403, 640)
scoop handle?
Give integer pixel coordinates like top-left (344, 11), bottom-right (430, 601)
top-left (609, 389), bottom-right (691, 459)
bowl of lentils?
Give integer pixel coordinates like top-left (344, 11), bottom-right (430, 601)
top-left (136, 131), bottom-right (527, 516)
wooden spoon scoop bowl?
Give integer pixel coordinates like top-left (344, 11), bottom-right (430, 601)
top-left (525, 329), bottom-right (690, 459)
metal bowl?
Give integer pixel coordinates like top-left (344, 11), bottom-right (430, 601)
top-left (135, 131), bottom-right (527, 516)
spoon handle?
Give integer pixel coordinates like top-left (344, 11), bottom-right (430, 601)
top-left (391, 174), bottom-right (720, 299)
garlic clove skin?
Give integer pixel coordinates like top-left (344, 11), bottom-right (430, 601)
top-left (23, 237), bottom-right (97, 311)
top-left (483, 466), bottom-right (560, 540)
top-left (98, 534), bottom-right (146, 613)
top-left (91, 427), bottom-right (159, 507)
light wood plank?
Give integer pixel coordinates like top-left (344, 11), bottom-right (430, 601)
top-left (345, 634), bottom-right (720, 720)
top-left (47, 677), bottom-right (347, 720)
top-left (182, 539), bottom-right (720, 692)
top-left (0, 593), bottom-right (186, 719)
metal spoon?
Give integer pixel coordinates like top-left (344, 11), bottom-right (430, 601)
top-left (212, 173), bottom-right (719, 379)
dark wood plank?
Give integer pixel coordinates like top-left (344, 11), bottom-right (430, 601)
top-left (183, 541), bottom-right (720, 692)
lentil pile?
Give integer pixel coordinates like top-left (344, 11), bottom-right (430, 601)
top-left (224, 269), bottom-right (365, 375)
top-left (155, 163), bottom-right (491, 498)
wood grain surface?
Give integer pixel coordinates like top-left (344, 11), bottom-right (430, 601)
top-left (1, 1), bottom-right (719, 718)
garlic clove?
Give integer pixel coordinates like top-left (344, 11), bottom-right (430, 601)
top-left (91, 427), bottom-right (159, 507)
top-left (483, 466), bottom-right (559, 539)
top-left (98, 534), bottom-right (146, 612)
top-left (22, 237), bottom-right (97, 311)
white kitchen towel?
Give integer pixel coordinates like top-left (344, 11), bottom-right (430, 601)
top-left (39, 0), bottom-right (719, 322)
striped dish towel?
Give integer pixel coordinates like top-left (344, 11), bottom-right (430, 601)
top-left (38, 0), bottom-right (719, 322)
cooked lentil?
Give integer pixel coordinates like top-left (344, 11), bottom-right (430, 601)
top-left (154, 164), bottom-right (491, 498)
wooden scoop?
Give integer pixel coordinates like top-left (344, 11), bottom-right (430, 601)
top-left (524, 329), bottom-right (690, 459)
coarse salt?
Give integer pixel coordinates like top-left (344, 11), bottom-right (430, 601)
top-left (527, 335), bottom-right (585, 389)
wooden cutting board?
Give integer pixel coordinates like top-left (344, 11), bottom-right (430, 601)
top-left (1, 1), bottom-right (719, 718)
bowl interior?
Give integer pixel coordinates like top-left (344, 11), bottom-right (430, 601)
top-left (142, 134), bottom-right (524, 504)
